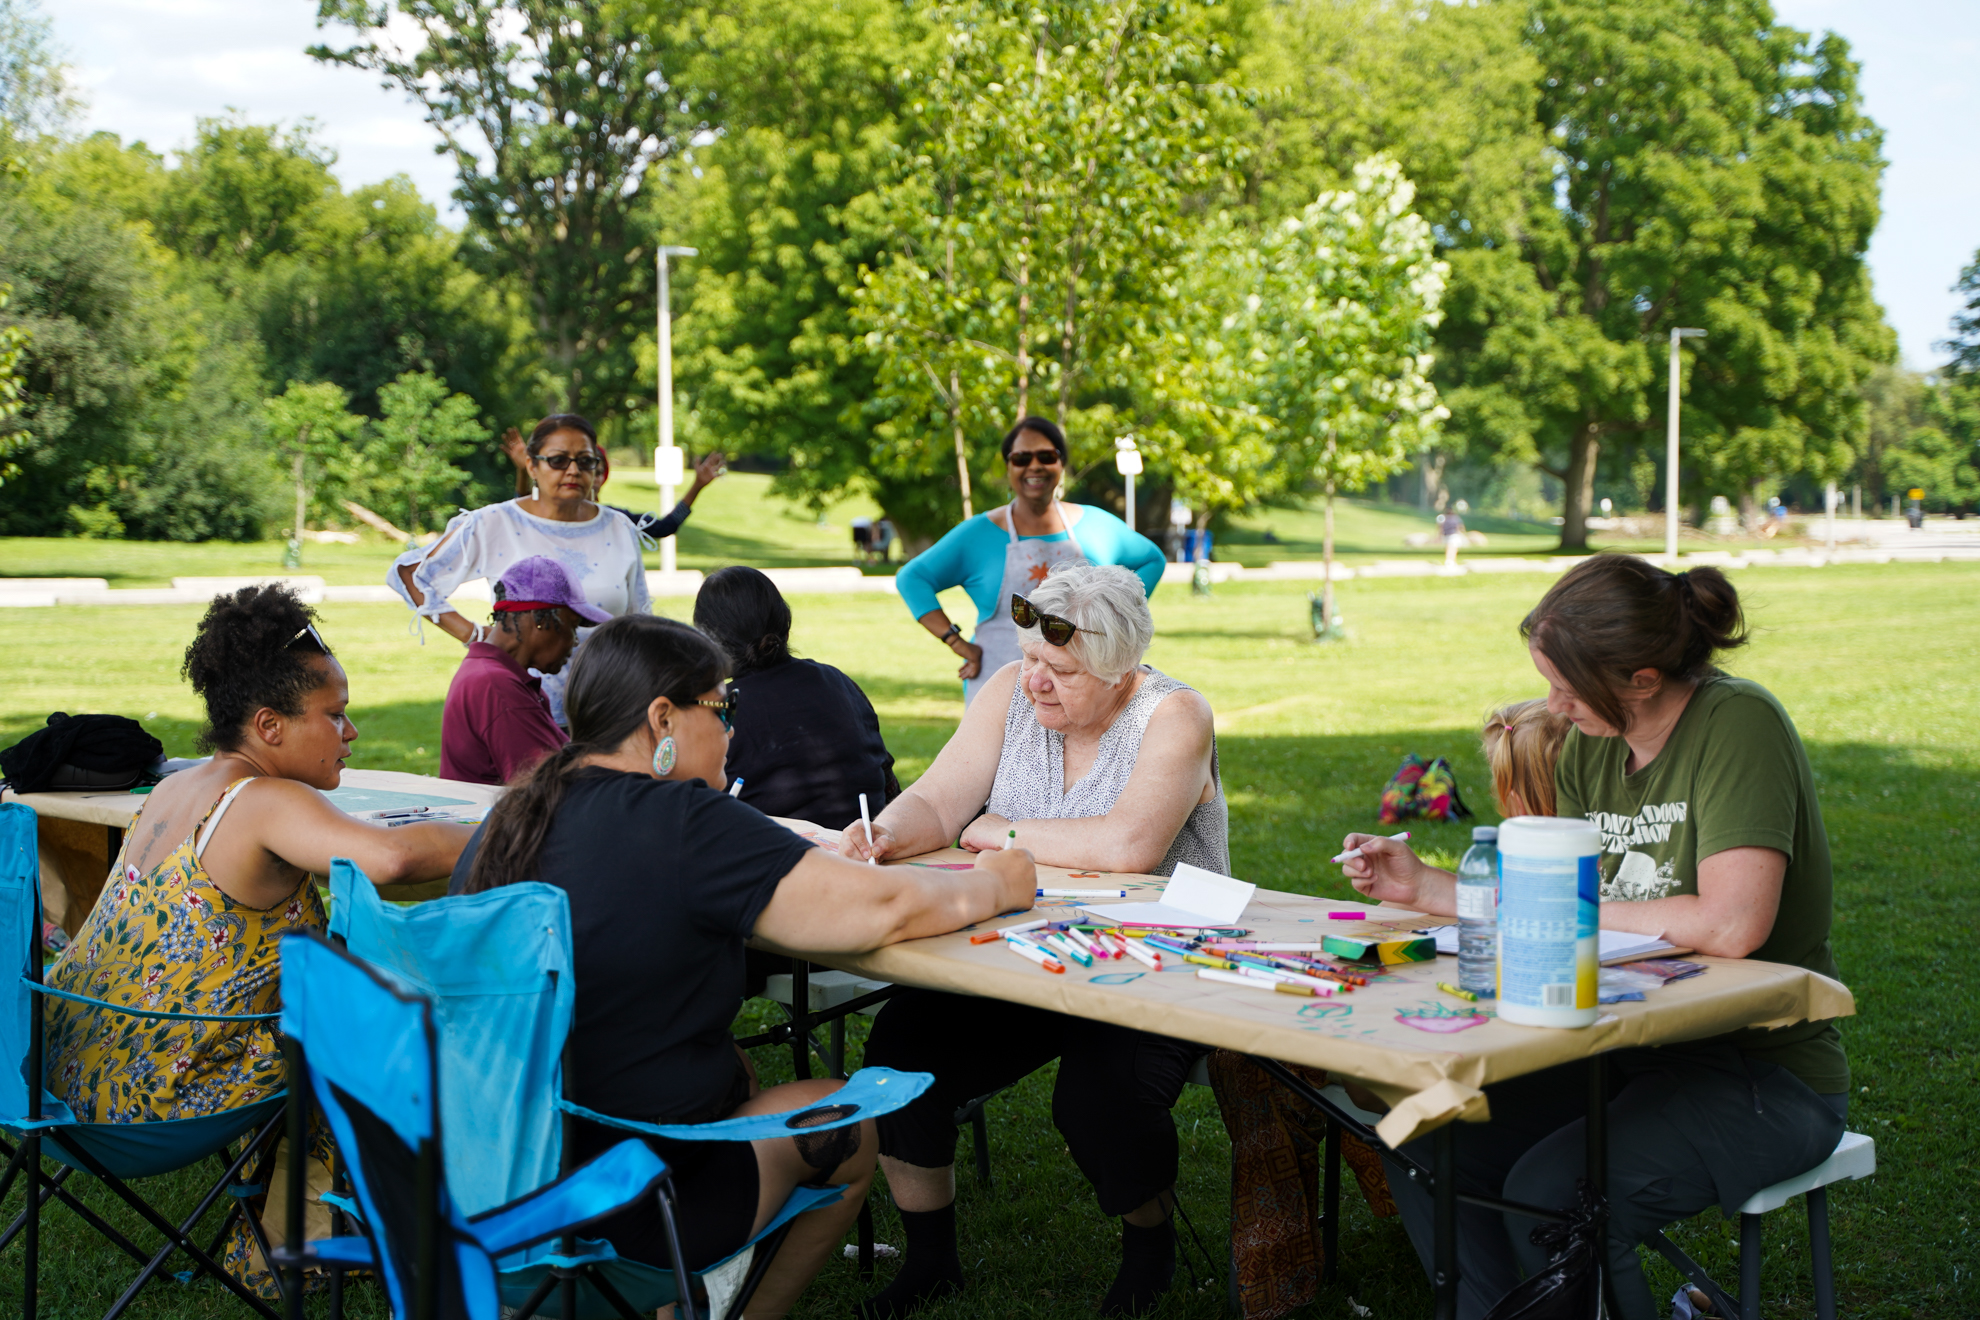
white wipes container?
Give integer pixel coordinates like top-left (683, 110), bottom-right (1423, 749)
top-left (1496, 816), bottom-right (1600, 1028)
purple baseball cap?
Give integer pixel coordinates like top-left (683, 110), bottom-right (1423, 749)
top-left (493, 556), bottom-right (612, 624)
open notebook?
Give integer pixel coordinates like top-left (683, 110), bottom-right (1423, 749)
top-left (1421, 926), bottom-right (1688, 965)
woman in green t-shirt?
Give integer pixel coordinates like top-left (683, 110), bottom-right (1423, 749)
top-left (1339, 554), bottom-right (1848, 1320)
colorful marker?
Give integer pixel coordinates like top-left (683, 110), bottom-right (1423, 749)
top-left (1437, 981), bottom-right (1480, 1002)
top-left (858, 793), bottom-right (875, 865)
top-left (1331, 831), bottom-right (1412, 864)
top-left (728, 777), bottom-right (745, 798)
top-left (1003, 936), bottom-right (1065, 974)
top-left (1197, 968), bottom-right (1319, 997)
top-left (1118, 938), bottom-right (1162, 970)
top-left (1042, 934), bottom-right (1093, 968)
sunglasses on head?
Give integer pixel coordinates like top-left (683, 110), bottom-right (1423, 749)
top-left (533, 452), bottom-right (603, 473)
top-left (1006, 449), bottom-right (1062, 469)
top-left (1011, 595), bottom-right (1101, 648)
top-left (287, 623), bottom-right (332, 654)
top-left (693, 694), bottom-right (737, 732)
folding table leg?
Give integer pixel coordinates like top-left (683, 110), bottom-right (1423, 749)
top-left (1432, 1125), bottom-right (1457, 1320)
top-left (1321, 1118), bottom-right (1342, 1285)
top-left (1587, 1052), bottom-right (1619, 1316)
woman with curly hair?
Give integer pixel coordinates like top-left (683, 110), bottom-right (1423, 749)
top-left (42, 584), bottom-right (471, 1292)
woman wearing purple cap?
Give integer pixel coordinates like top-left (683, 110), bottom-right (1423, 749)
top-left (440, 557), bottom-right (611, 785)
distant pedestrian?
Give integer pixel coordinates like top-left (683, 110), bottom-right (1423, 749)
top-left (1439, 507), bottom-right (1466, 567)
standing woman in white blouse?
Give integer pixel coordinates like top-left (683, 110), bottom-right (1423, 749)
top-left (388, 414), bottom-right (651, 725)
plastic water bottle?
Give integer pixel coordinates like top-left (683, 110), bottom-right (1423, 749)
top-left (1456, 826), bottom-right (1500, 996)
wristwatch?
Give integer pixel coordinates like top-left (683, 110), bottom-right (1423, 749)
top-left (938, 623), bottom-right (962, 646)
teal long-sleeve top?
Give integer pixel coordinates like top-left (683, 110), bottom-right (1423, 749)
top-left (895, 503), bottom-right (1166, 628)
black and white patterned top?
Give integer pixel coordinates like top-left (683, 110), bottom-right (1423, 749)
top-left (985, 666), bottom-right (1229, 877)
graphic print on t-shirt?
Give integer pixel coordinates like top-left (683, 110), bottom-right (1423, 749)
top-left (1587, 801), bottom-right (1688, 901)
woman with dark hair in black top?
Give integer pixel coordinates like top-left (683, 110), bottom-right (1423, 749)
top-left (693, 566), bottom-right (900, 825)
top-left (450, 613), bottom-right (1034, 1317)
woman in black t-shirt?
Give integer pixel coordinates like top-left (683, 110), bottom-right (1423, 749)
top-left (452, 614), bottom-right (1035, 1316)
top-left (693, 565), bottom-right (902, 825)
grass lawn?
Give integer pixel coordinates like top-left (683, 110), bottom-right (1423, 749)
top-left (2, 563), bottom-right (1975, 1319)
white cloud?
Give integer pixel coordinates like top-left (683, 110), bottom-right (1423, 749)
top-left (51, 0), bottom-right (462, 219)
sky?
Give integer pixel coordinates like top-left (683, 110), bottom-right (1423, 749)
top-left (48, 0), bottom-right (1980, 369)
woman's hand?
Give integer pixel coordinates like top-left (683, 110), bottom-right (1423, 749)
top-left (959, 813), bottom-right (1015, 853)
top-left (687, 450), bottom-right (727, 497)
top-left (840, 818), bottom-right (900, 864)
top-left (1339, 833), bottom-right (1456, 916)
top-left (955, 640), bottom-right (984, 681)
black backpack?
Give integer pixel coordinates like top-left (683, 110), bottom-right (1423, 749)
top-left (0, 712), bottom-right (164, 793)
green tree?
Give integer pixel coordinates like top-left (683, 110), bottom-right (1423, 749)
top-left (1249, 156), bottom-right (1448, 618)
top-left (1428, 0), bottom-right (1889, 549)
top-left (265, 380), bottom-right (365, 554)
top-left (314, 0), bottom-right (711, 419)
top-left (359, 370), bottom-right (486, 534)
top-left (664, 0), bottom-right (922, 516)
top-left (0, 0), bottom-right (77, 140)
top-left (0, 284), bottom-right (27, 484)
top-left (0, 135), bottom-right (281, 539)
top-left (848, 0), bottom-right (1248, 544)
top-left (156, 116), bottom-right (525, 429)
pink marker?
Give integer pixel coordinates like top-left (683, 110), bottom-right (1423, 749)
top-left (1327, 911), bottom-right (1367, 919)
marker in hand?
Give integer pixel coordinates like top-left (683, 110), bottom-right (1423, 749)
top-left (1332, 831), bottom-right (1411, 864)
top-left (728, 777), bottom-right (744, 798)
top-left (859, 793), bottom-right (876, 865)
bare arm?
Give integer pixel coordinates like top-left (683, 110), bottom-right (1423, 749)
top-left (955, 687), bottom-right (1216, 873)
top-left (1600, 846), bottom-right (1786, 958)
top-left (841, 662), bottom-right (1019, 861)
top-left (202, 779), bottom-right (473, 908)
top-left (754, 846), bottom-right (1036, 953)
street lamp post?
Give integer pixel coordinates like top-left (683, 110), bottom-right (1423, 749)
top-left (656, 245), bottom-right (697, 575)
top-left (1666, 327), bottom-right (1707, 560)
top-left (1114, 436), bottom-right (1142, 531)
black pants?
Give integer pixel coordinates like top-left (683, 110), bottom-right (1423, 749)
top-left (861, 988), bottom-right (1207, 1217)
top-left (1382, 1049), bottom-right (1847, 1320)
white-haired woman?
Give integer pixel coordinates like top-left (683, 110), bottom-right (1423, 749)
top-left (844, 563), bottom-right (1226, 1320)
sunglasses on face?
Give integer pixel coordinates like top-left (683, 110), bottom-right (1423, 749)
top-left (533, 452), bottom-right (603, 473)
top-left (1006, 449), bottom-right (1062, 469)
top-left (1011, 595), bottom-right (1102, 648)
top-left (693, 695), bottom-right (737, 732)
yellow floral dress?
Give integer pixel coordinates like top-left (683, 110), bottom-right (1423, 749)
top-left (43, 777), bottom-right (330, 1295)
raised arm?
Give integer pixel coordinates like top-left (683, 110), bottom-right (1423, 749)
top-left (841, 662), bottom-right (1020, 862)
top-left (956, 685), bottom-right (1215, 873)
top-left (755, 844), bottom-right (1036, 953)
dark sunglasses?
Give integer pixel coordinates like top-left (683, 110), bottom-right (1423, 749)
top-left (1011, 595), bottom-right (1101, 648)
top-left (533, 452), bottom-right (603, 473)
top-left (693, 695), bottom-right (737, 731)
top-left (287, 623), bottom-right (332, 654)
top-left (1006, 449), bottom-right (1062, 469)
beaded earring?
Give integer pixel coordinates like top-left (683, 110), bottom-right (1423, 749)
top-left (652, 735), bottom-right (676, 776)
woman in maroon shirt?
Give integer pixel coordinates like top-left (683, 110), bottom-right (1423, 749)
top-left (439, 557), bottom-right (601, 783)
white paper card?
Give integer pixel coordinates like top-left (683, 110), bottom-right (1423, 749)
top-left (1079, 862), bottom-right (1255, 928)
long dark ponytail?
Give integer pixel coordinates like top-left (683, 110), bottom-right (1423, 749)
top-left (461, 614), bottom-right (729, 893)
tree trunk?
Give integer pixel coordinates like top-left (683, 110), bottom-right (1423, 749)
top-left (293, 447), bottom-right (307, 544)
top-left (950, 368), bottom-right (973, 521)
top-left (1559, 424), bottom-right (1601, 552)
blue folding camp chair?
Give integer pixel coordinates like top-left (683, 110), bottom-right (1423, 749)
top-left (271, 930), bottom-right (686, 1320)
top-left (323, 858), bottom-right (933, 1320)
top-left (0, 801), bottom-right (289, 1320)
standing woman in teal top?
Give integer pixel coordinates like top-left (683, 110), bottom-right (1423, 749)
top-left (896, 417), bottom-right (1167, 705)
